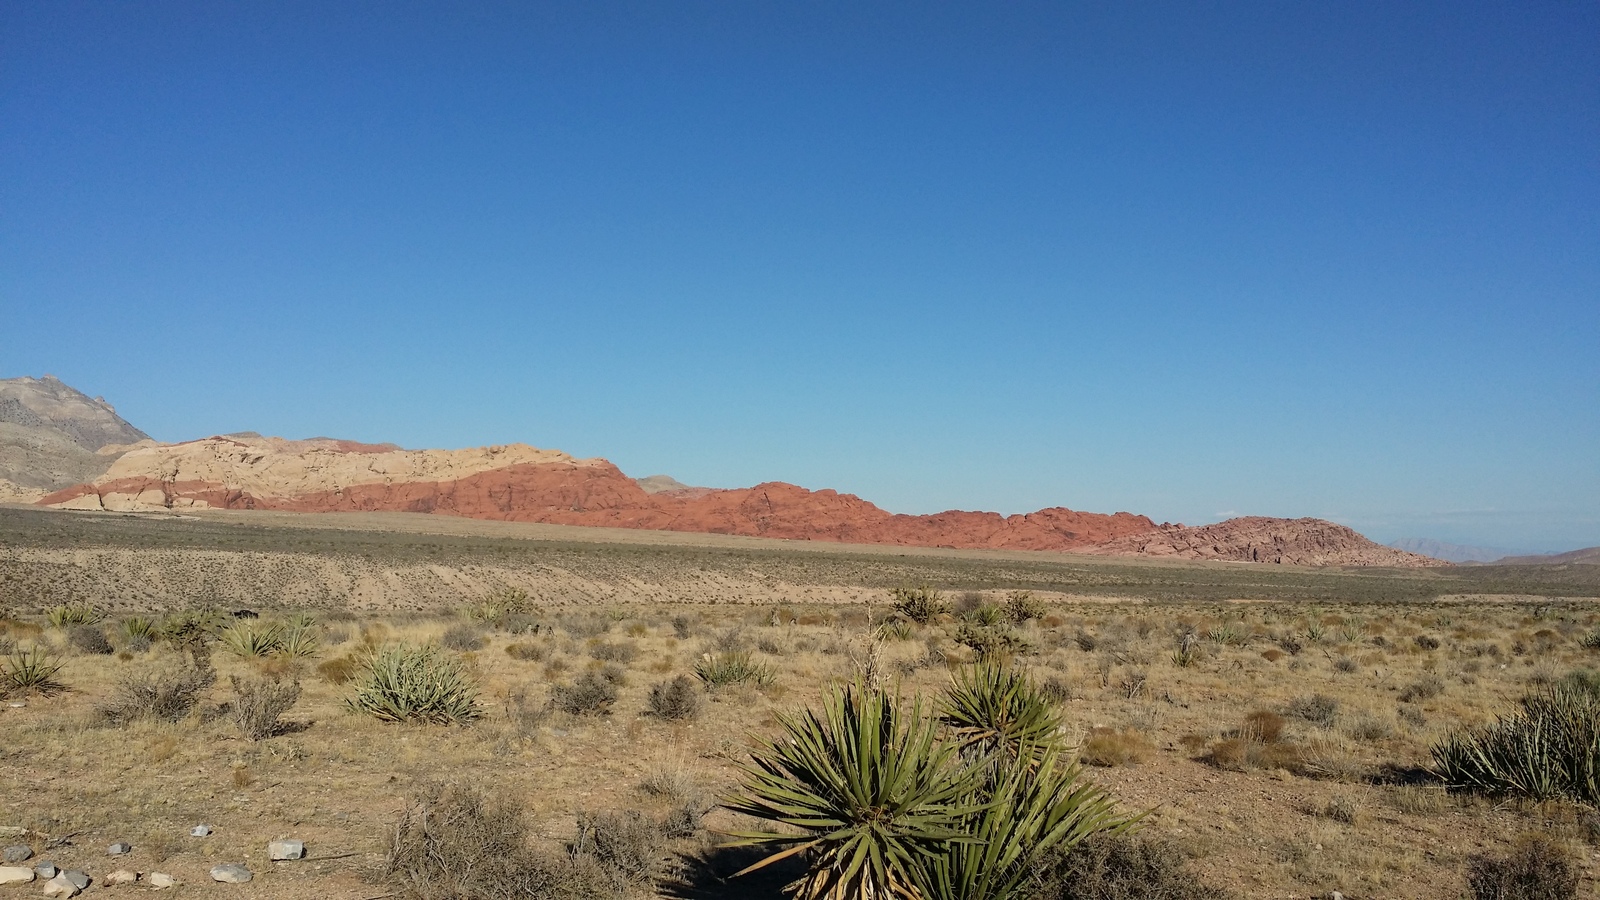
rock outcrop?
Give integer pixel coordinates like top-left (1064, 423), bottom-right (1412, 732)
top-left (0, 375), bottom-right (149, 493)
top-left (1083, 516), bottom-right (1439, 568)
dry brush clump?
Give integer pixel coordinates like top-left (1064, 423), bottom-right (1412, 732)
top-left (1465, 833), bottom-right (1579, 900)
top-left (646, 674), bottom-right (700, 720)
top-left (1031, 832), bottom-right (1232, 899)
top-left (96, 664), bottom-right (216, 725)
top-left (229, 674), bottom-right (301, 740)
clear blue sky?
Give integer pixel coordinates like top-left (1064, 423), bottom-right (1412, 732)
top-left (3, 2), bottom-right (1597, 552)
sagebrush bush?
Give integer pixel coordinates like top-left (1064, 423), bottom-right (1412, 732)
top-left (588, 640), bottom-right (638, 663)
top-left (387, 782), bottom-right (625, 900)
top-left (347, 644), bottom-right (482, 725)
top-left (1465, 834), bottom-right (1578, 900)
top-left (318, 654), bottom-right (361, 684)
top-left (1079, 727), bottom-right (1153, 767)
top-left (1400, 674), bottom-right (1446, 703)
top-left (98, 666), bottom-right (216, 725)
top-left (647, 675), bottom-right (700, 720)
top-left (1284, 694), bottom-right (1339, 728)
top-left (572, 810), bottom-right (667, 884)
top-left (552, 671), bottom-right (617, 716)
top-left (1033, 833), bottom-right (1232, 899)
top-left (505, 642), bottom-right (545, 661)
top-left (230, 674), bottom-right (301, 740)
top-left (67, 625), bottom-right (114, 655)
top-left (440, 624), bottom-right (485, 651)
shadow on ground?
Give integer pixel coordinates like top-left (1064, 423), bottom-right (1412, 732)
top-left (663, 845), bottom-right (805, 900)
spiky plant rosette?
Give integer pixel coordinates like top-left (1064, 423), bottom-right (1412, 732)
top-left (346, 643), bottom-right (482, 725)
top-left (938, 661), bottom-right (1065, 765)
top-left (722, 681), bottom-right (984, 900)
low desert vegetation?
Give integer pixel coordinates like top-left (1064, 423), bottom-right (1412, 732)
top-left (1, 510), bottom-right (1597, 898)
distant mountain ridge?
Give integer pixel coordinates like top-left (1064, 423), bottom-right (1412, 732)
top-left (3, 374), bottom-right (1441, 567)
top-left (0, 375), bottom-right (150, 500)
top-left (1388, 538), bottom-right (1522, 564)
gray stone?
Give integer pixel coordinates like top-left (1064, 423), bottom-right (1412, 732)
top-left (34, 862), bottom-right (57, 878)
top-left (107, 841), bottom-right (132, 855)
top-left (209, 864), bottom-right (252, 884)
top-left (0, 866), bottom-right (34, 884)
top-left (42, 872), bottom-right (82, 898)
top-left (267, 838), bottom-right (305, 860)
top-left (63, 870), bottom-right (90, 889)
top-left (190, 824), bottom-right (212, 837)
top-left (148, 872), bottom-right (177, 888)
top-left (1, 845), bottom-right (30, 862)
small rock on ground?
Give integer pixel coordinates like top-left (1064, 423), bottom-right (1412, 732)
top-left (105, 869), bottom-right (140, 885)
top-left (190, 824), bottom-right (212, 837)
top-left (107, 841), bottom-right (132, 855)
top-left (267, 838), bottom-right (305, 860)
top-left (210, 864), bottom-right (252, 884)
top-left (34, 862), bottom-right (57, 878)
top-left (1, 845), bottom-right (31, 863)
top-left (0, 866), bottom-right (34, 884)
top-left (149, 872), bottom-right (177, 888)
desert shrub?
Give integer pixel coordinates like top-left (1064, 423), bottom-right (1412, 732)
top-left (318, 654), bottom-right (361, 684)
top-left (1276, 634), bottom-right (1304, 656)
top-left (561, 614), bottom-right (611, 639)
top-left (1334, 656), bottom-right (1359, 673)
top-left (1004, 590), bottom-right (1047, 624)
top-left (505, 642), bottom-right (545, 661)
top-left (588, 640), bottom-right (638, 663)
top-left (693, 651), bottom-right (774, 689)
top-left (670, 615), bottom-right (692, 640)
top-left (1, 646), bottom-right (65, 696)
top-left (1579, 628), bottom-right (1600, 651)
top-left (229, 674), bottom-right (301, 740)
top-left (954, 624), bottom-right (1031, 662)
top-left (504, 688), bottom-right (549, 737)
top-left (387, 782), bottom-right (624, 900)
top-left (1041, 677), bottom-right (1075, 704)
top-left (1074, 631), bottom-right (1099, 652)
top-left (1344, 713), bottom-right (1396, 742)
top-left (347, 644), bottom-right (482, 725)
top-left (1284, 694), bottom-right (1340, 728)
top-left (440, 624), bottom-right (485, 652)
top-left (939, 661), bottom-right (1065, 763)
top-left (571, 810), bottom-right (666, 884)
top-left (1242, 711), bottom-right (1286, 743)
top-left (501, 614), bottom-right (542, 635)
top-left (125, 634), bottom-right (152, 654)
top-left (1079, 727), bottom-right (1153, 767)
top-left (1400, 674), bottom-right (1446, 704)
top-left (646, 675), bottom-right (700, 720)
top-left (891, 586), bottom-right (948, 625)
top-left (875, 620), bottom-right (914, 642)
top-left (1322, 794), bottom-right (1360, 824)
top-left (1432, 682), bottom-right (1600, 807)
top-left (1398, 705), bottom-right (1428, 730)
top-left (467, 587), bottom-right (530, 627)
top-left (1465, 834), bottom-right (1578, 900)
top-left (1415, 634), bottom-right (1442, 651)
top-left (46, 603), bottom-right (103, 627)
top-left (98, 666), bottom-right (216, 725)
top-left (597, 662), bottom-right (628, 686)
top-left (67, 625), bottom-right (113, 655)
top-left (552, 671), bottom-right (617, 716)
top-left (1032, 832), bottom-right (1232, 899)
top-left (220, 620), bottom-right (285, 658)
top-left (964, 603), bottom-right (1006, 627)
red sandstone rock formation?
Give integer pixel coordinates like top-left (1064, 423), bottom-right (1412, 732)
top-left (1082, 516), bottom-right (1440, 568)
top-left (35, 435), bottom-right (1444, 566)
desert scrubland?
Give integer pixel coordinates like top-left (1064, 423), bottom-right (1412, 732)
top-left (2, 506), bottom-right (1598, 899)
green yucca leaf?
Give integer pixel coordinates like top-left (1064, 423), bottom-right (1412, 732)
top-left (345, 643), bottom-right (481, 725)
top-left (220, 621), bottom-right (285, 658)
top-left (2, 645), bottom-right (66, 695)
top-left (939, 661), bottom-right (1065, 765)
top-left (1433, 683), bottom-right (1600, 808)
top-left (723, 680), bottom-right (984, 900)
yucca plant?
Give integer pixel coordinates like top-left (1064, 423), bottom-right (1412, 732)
top-left (1002, 591), bottom-right (1045, 625)
top-left (940, 662), bottom-right (1065, 766)
top-left (279, 626), bottom-right (321, 659)
top-left (1432, 682), bottom-right (1600, 807)
top-left (346, 643), bottom-right (482, 725)
top-left (220, 621), bottom-right (286, 658)
top-left (723, 681), bottom-right (984, 899)
top-left (694, 651), bottom-right (775, 689)
top-left (919, 744), bottom-right (1136, 900)
top-left (2, 646), bottom-right (65, 696)
top-left (284, 611), bottom-right (318, 632)
top-left (46, 603), bottom-right (103, 627)
top-left (121, 616), bottom-right (160, 642)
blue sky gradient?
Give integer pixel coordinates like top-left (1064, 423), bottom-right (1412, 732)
top-left (3, 2), bottom-right (1597, 550)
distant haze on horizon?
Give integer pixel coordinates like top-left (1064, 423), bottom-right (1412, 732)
top-left (3, 3), bottom-right (1596, 553)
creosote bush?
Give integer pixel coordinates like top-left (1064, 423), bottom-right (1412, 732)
top-left (347, 643), bottom-right (482, 725)
top-left (440, 624), bottom-right (485, 651)
top-left (67, 625), bottom-right (114, 655)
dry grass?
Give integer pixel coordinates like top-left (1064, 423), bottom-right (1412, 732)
top-left (0, 508), bottom-right (1597, 898)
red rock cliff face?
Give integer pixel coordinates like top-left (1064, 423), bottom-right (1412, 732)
top-left (36, 436), bottom-right (1445, 565)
